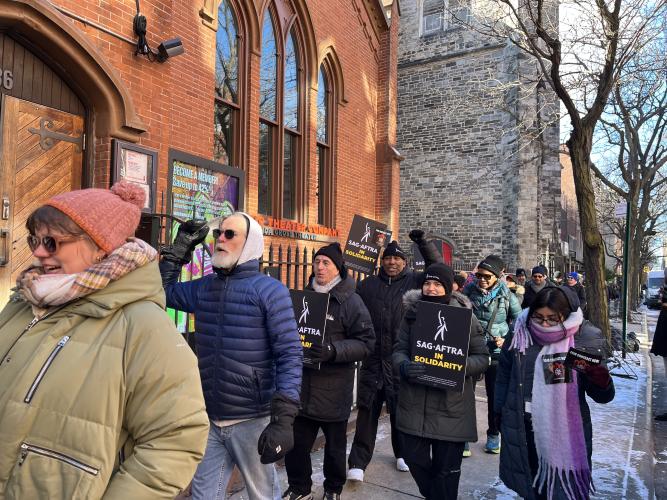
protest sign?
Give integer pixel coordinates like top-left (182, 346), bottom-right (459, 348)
top-left (411, 242), bottom-right (425, 272)
top-left (564, 347), bottom-right (602, 373)
top-left (343, 215), bottom-right (390, 274)
top-left (290, 289), bottom-right (330, 369)
top-left (410, 301), bottom-right (473, 392)
top-left (542, 353), bottom-right (571, 384)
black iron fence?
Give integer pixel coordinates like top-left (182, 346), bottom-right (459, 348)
top-left (259, 243), bottom-right (374, 289)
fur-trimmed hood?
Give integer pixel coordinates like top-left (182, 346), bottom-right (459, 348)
top-left (402, 288), bottom-right (472, 312)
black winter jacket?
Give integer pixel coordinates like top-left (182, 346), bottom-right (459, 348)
top-left (355, 242), bottom-right (440, 412)
top-left (564, 282), bottom-right (587, 312)
top-left (521, 279), bottom-right (555, 308)
top-left (392, 290), bottom-right (490, 442)
top-left (299, 275), bottom-right (375, 422)
top-left (495, 321), bottom-right (615, 499)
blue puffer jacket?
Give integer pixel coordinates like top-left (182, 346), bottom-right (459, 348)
top-left (165, 259), bottom-right (303, 420)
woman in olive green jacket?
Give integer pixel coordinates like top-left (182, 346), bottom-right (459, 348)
top-left (0, 182), bottom-right (209, 499)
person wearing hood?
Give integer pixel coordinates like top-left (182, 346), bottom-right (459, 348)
top-left (159, 213), bottom-right (303, 500)
top-left (393, 263), bottom-right (490, 500)
top-left (283, 243), bottom-right (375, 500)
top-left (522, 265), bottom-right (553, 308)
top-left (347, 231), bottom-right (440, 481)
top-left (495, 286), bottom-right (614, 499)
top-left (0, 182), bottom-right (209, 498)
top-left (463, 255), bottom-right (522, 455)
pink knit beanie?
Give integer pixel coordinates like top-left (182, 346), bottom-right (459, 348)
top-left (45, 181), bottom-right (145, 254)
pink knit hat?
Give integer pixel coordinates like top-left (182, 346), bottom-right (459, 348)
top-left (45, 181), bottom-right (145, 254)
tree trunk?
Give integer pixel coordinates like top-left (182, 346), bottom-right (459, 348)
top-left (568, 133), bottom-right (610, 340)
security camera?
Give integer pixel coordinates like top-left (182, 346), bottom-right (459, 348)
top-left (157, 38), bottom-right (184, 62)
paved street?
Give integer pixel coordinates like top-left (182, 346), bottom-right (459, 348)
top-left (228, 311), bottom-right (659, 499)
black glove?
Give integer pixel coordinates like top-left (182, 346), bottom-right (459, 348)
top-left (409, 229), bottom-right (425, 243)
top-left (400, 360), bottom-right (426, 382)
top-left (161, 219), bottom-right (209, 264)
top-left (257, 393), bottom-right (299, 464)
top-left (309, 342), bottom-right (336, 363)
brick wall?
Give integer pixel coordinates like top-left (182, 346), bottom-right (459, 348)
top-left (46, 0), bottom-right (399, 258)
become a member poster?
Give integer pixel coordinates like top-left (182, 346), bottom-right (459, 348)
top-left (410, 301), bottom-right (473, 392)
top-left (290, 289), bottom-right (330, 369)
top-left (343, 215), bottom-right (391, 274)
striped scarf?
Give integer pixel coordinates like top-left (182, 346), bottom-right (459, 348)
top-left (14, 238), bottom-right (157, 316)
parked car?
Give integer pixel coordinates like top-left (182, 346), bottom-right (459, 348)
top-left (644, 270), bottom-right (665, 309)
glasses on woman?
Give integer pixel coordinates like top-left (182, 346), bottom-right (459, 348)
top-left (27, 234), bottom-right (83, 254)
top-left (475, 272), bottom-right (494, 281)
top-left (212, 229), bottom-right (238, 240)
top-left (531, 314), bottom-right (562, 326)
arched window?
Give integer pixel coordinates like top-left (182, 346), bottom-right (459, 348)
top-left (214, 0), bottom-right (240, 164)
top-left (282, 29), bottom-right (299, 220)
top-left (258, 9), bottom-right (278, 215)
top-left (257, 5), bottom-right (306, 219)
top-left (317, 64), bottom-right (334, 226)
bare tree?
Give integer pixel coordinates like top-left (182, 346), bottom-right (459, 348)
top-left (448, 0), bottom-right (667, 337)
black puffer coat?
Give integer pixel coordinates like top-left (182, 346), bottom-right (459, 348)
top-left (299, 275), bottom-right (375, 422)
top-left (355, 241), bottom-right (440, 412)
top-left (495, 321), bottom-right (615, 499)
top-left (564, 282), bottom-right (587, 312)
top-left (392, 290), bottom-right (490, 442)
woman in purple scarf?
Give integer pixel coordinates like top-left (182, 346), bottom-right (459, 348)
top-left (495, 286), bottom-right (615, 499)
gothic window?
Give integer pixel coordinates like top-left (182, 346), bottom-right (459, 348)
top-left (317, 64), bottom-right (335, 227)
top-left (214, 0), bottom-right (240, 165)
top-left (282, 29), bottom-right (299, 219)
top-left (258, 4), bottom-right (306, 220)
top-left (258, 9), bottom-right (278, 215)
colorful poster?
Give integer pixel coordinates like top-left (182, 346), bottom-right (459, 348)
top-left (167, 159), bottom-right (242, 333)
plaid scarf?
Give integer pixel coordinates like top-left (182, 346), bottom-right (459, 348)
top-left (14, 238), bottom-right (157, 317)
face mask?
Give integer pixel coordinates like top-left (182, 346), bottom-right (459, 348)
top-left (421, 294), bottom-right (450, 304)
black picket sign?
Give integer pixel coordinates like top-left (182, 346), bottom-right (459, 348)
top-left (343, 214), bottom-right (391, 274)
top-left (410, 301), bottom-right (473, 392)
top-left (290, 289), bottom-right (330, 369)
top-left (411, 242), bottom-right (425, 272)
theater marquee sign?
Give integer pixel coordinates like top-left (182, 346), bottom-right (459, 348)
top-left (253, 216), bottom-right (339, 243)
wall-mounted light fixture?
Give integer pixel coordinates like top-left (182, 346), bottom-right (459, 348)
top-left (133, 0), bottom-right (185, 63)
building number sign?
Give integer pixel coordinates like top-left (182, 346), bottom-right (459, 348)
top-left (0, 70), bottom-right (14, 91)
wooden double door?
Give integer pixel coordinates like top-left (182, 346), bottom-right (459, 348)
top-left (0, 95), bottom-right (84, 304)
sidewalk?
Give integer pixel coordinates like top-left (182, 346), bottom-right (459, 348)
top-left (228, 318), bottom-right (656, 499)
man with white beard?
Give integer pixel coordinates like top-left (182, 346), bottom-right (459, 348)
top-left (159, 212), bottom-right (303, 500)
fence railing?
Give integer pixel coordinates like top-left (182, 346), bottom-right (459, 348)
top-left (260, 243), bottom-right (374, 289)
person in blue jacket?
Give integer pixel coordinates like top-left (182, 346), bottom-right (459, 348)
top-left (159, 212), bottom-right (303, 500)
top-left (463, 255), bottom-right (521, 455)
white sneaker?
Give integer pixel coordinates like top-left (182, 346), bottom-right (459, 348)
top-left (396, 458), bottom-right (409, 472)
top-left (347, 467), bottom-right (364, 482)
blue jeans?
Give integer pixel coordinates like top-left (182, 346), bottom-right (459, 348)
top-left (191, 417), bottom-right (281, 500)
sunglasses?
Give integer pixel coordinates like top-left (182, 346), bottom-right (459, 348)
top-left (475, 272), bottom-right (495, 281)
top-left (27, 234), bottom-right (84, 254)
top-left (212, 228), bottom-right (239, 240)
